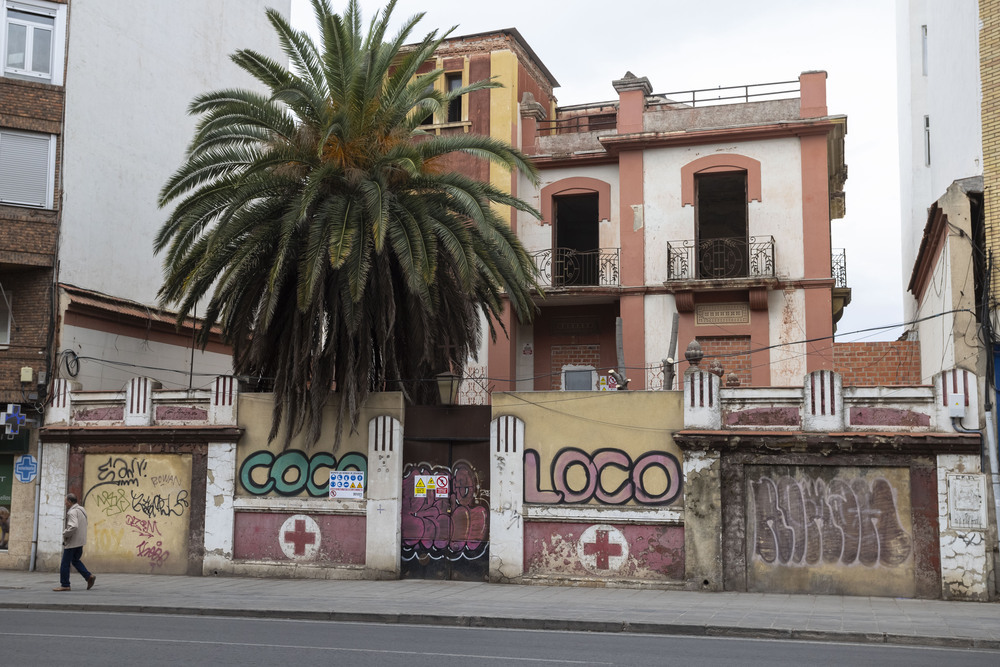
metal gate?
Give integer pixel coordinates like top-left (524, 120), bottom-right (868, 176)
top-left (400, 405), bottom-right (490, 581)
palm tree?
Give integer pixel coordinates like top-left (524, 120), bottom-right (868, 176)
top-left (156, 0), bottom-right (541, 445)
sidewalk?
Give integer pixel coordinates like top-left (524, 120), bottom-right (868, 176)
top-left (2, 570), bottom-right (999, 650)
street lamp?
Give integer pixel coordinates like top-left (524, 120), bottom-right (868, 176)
top-left (436, 370), bottom-right (462, 406)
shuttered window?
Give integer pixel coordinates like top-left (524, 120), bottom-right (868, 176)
top-left (0, 129), bottom-right (54, 208)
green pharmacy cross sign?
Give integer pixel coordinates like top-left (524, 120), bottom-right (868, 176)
top-left (1, 404), bottom-right (25, 437)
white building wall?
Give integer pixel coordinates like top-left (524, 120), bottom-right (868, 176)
top-left (60, 323), bottom-right (233, 391)
top-left (643, 138), bottom-right (804, 286)
top-left (518, 164), bottom-right (621, 254)
top-left (897, 0), bottom-right (982, 321)
top-left (59, 0), bottom-right (290, 305)
top-left (768, 288), bottom-right (808, 386)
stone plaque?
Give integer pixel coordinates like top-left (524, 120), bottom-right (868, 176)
top-left (948, 473), bottom-right (987, 530)
top-left (695, 303), bottom-right (749, 326)
top-left (550, 317), bottom-right (599, 336)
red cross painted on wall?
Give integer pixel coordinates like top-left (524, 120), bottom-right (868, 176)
top-left (283, 518), bottom-right (317, 555)
top-left (583, 529), bottom-right (622, 569)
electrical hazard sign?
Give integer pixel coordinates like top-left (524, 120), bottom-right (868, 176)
top-left (413, 474), bottom-right (449, 498)
top-left (329, 471), bottom-right (365, 499)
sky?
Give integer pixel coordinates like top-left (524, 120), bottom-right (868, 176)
top-left (289, 0), bottom-right (903, 342)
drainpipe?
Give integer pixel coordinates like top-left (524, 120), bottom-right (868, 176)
top-left (984, 410), bottom-right (1000, 593)
top-left (29, 436), bottom-right (43, 571)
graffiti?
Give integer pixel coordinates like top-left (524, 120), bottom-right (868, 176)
top-left (150, 474), bottom-right (181, 488)
top-left (125, 514), bottom-right (162, 539)
top-left (91, 488), bottom-right (131, 517)
top-left (135, 539), bottom-right (170, 568)
top-left (239, 449), bottom-right (368, 497)
top-left (91, 520), bottom-right (126, 553)
top-left (130, 489), bottom-right (189, 518)
top-left (401, 461), bottom-right (488, 562)
top-left (751, 475), bottom-right (912, 568)
top-left (84, 456), bottom-right (149, 502)
top-left (524, 448), bottom-right (682, 506)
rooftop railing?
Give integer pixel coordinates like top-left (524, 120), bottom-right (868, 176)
top-left (652, 79), bottom-right (800, 108)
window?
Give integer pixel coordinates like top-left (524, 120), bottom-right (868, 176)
top-left (2, 0), bottom-right (65, 84)
top-left (0, 290), bottom-right (10, 347)
top-left (445, 72), bottom-right (462, 123)
top-left (562, 365), bottom-right (596, 391)
top-left (0, 129), bottom-right (56, 208)
top-left (696, 171), bottom-right (748, 279)
top-left (924, 115), bottom-right (931, 166)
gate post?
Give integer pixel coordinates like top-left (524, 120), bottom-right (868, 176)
top-left (365, 415), bottom-right (403, 578)
top-left (490, 415), bottom-right (525, 581)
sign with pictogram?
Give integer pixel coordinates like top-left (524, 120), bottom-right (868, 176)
top-left (413, 474), bottom-right (450, 498)
top-left (329, 471), bottom-right (365, 499)
top-left (434, 474), bottom-right (449, 497)
top-left (14, 454), bottom-right (37, 483)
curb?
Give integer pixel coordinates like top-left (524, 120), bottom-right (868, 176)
top-left (3, 601), bottom-right (997, 650)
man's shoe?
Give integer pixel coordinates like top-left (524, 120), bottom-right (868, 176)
top-left (86, 575), bottom-right (96, 590)
top-left (52, 586), bottom-right (71, 591)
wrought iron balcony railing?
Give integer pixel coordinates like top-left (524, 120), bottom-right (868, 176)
top-left (530, 247), bottom-right (620, 288)
top-left (666, 236), bottom-right (775, 281)
top-left (831, 248), bottom-right (848, 288)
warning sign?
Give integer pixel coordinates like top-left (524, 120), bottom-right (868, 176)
top-left (414, 474), bottom-right (450, 498)
top-left (329, 471), bottom-right (365, 499)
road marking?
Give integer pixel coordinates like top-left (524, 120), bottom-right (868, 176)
top-left (0, 632), bottom-right (608, 664)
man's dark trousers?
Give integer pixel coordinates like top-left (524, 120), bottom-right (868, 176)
top-left (60, 546), bottom-right (92, 588)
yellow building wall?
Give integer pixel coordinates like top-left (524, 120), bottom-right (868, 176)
top-left (84, 453), bottom-right (192, 575)
top-left (493, 391), bottom-right (685, 506)
top-left (982, 0), bottom-right (1000, 297)
top-left (0, 438), bottom-right (38, 570)
top-left (490, 50), bottom-right (519, 225)
top-left (236, 392), bottom-right (404, 498)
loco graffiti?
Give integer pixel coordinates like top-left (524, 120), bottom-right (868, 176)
top-left (239, 449), bottom-right (367, 497)
top-left (524, 447), bottom-right (682, 505)
top-left (750, 473), bottom-right (913, 568)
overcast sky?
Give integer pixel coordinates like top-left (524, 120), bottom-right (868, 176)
top-left (289, 0), bottom-right (903, 342)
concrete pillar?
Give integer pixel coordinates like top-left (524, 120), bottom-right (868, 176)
top-left (208, 376), bottom-right (238, 425)
top-left (683, 369), bottom-right (721, 430)
top-left (36, 441), bottom-right (69, 570)
top-left (365, 414), bottom-right (402, 578)
top-left (202, 441), bottom-right (236, 574)
top-left (489, 415), bottom-right (524, 582)
top-left (124, 377), bottom-right (158, 426)
top-left (799, 70), bottom-right (827, 118)
top-left (682, 448), bottom-right (723, 591)
top-left (802, 370), bottom-right (844, 431)
top-left (45, 379), bottom-right (79, 425)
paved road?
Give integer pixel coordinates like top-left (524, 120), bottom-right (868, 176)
top-left (3, 610), bottom-right (999, 667)
top-left (3, 571), bottom-right (1000, 650)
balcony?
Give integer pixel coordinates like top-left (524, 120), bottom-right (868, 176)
top-left (530, 248), bottom-right (620, 288)
top-left (666, 236), bottom-right (775, 281)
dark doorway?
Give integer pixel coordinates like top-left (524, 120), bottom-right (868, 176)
top-left (696, 172), bottom-right (748, 279)
top-left (554, 193), bottom-right (600, 286)
top-left (400, 405), bottom-right (491, 581)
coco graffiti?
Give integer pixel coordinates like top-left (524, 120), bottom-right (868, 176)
top-left (524, 448), bottom-right (682, 505)
top-left (751, 475), bottom-right (913, 568)
top-left (401, 461), bottom-right (488, 562)
top-left (239, 449), bottom-right (367, 497)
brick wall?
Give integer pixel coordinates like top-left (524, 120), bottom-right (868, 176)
top-left (550, 344), bottom-right (601, 389)
top-left (0, 267), bottom-right (54, 403)
top-left (982, 0), bottom-right (1000, 298)
top-left (696, 336), bottom-right (751, 386)
top-left (832, 341), bottom-right (922, 386)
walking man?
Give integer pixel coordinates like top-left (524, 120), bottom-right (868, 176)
top-left (53, 493), bottom-right (95, 592)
